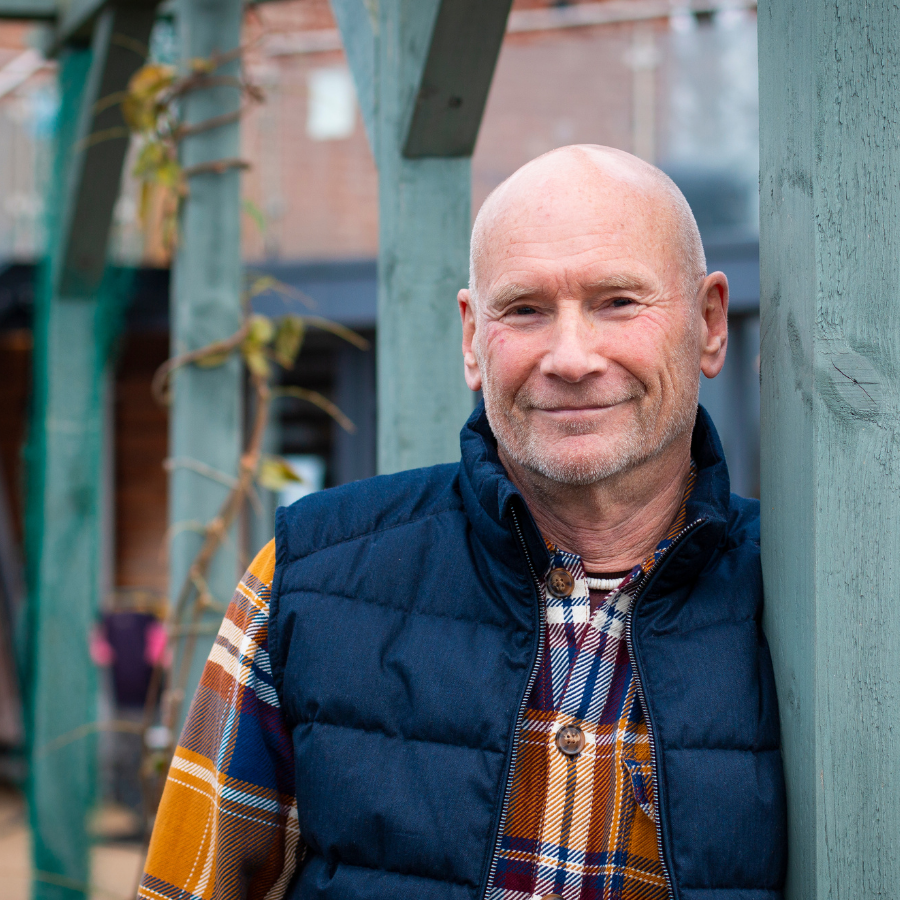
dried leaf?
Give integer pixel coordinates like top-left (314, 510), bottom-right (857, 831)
top-left (190, 57), bottom-right (216, 75)
top-left (133, 140), bottom-right (167, 177)
top-left (247, 314), bottom-right (275, 345)
top-left (243, 198), bottom-right (267, 235)
top-left (139, 179), bottom-right (153, 227)
top-left (242, 315), bottom-right (275, 377)
top-left (273, 315), bottom-right (305, 368)
top-left (156, 157), bottom-right (183, 188)
top-left (257, 455), bottom-right (304, 491)
top-left (123, 63), bottom-right (176, 132)
top-left (195, 350), bottom-right (232, 368)
top-left (246, 275), bottom-right (277, 298)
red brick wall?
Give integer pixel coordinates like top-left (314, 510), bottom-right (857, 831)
top-left (240, 1), bottom-right (657, 262)
top-left (113, 333), bottom-right (169, 595)
top-left (0, 331), bottom-right (30, 545)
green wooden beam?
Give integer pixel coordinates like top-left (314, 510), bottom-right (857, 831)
top-left (329, 0), bottom-right (375, 148)
top-left (58, 2), bottom-right (158, 296)
top-left (759, 1), bottom-right (900, 896)
top-left (403, 0), bottom-right (512, 158)
top-left (25, 7), bottom-right (158, 900)
top-left (53, 0), bottom-right (107, 45)
top-left (0, 0), bottom-right (55, 19)
top-left (333, 0), bottom-right (510, 473)
top-left (167, 0), bottom-right (244, 736)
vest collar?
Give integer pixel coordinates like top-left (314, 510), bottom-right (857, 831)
top-left (457, 401), bottom-right (733, 584)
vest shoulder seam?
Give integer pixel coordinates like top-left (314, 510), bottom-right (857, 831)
top-left (293, 717), bottom-right (506, 757)
top-left (662, 744), bottom-right (781, 754)
top-left (278, 586), bottom-right (512, 634)
top-left (281, 500), bottom-right (464, 563)
top-left (638, 612), bottom-right (757, 637)
top-left (312, 855), bottom-right (479, 889)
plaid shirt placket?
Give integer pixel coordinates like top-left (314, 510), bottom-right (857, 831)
top-left (487, 553), bottom-right (666, 900)
top-left (488, 466), bottom-right (697, 900)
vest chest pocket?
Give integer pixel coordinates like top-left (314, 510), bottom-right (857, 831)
top-left (622, 757), bottom-right (656, 822)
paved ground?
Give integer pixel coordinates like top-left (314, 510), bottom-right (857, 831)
top-left (0, 787), bottom-right (146, 900)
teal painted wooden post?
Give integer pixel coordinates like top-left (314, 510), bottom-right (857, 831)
top-left (25, 7), bottom-right (157, 899)
top-left (167, 0), bottom-right (244, 734)
top-left (332, 0), bottom-right (511, 473)
top-left (759, 2), bottom-right (900, 896)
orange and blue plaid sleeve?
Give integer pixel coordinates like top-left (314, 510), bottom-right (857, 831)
top-left (139, 539), bottom-right (303, 900)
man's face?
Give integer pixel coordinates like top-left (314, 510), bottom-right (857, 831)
top-left (460, 171), bottom-right (727, 486)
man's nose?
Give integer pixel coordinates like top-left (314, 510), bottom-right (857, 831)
top-left (539, 310), bottom-right (608, 383)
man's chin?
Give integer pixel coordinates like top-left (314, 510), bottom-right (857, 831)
top-left (522, 435), bottom-right (638, 485)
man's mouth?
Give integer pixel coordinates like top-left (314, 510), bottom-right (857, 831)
top-left (534, 401), bottom-right (629, 413)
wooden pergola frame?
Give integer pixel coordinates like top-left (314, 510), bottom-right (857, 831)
top-left (4, 1), bottom-right (900, 898)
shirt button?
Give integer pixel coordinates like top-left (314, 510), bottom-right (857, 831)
top-left (556, 725), bottom-right (585, 756)
top-left (546, 567), bottom-right (575, 598)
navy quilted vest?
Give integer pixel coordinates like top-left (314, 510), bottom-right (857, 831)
top-left (269, 404), bottom-right (787, 900)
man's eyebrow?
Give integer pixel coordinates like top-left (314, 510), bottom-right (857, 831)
top-left (581, 274), bottom-right (647, 293)
top-left (486, 282), bottom-right (545, 306)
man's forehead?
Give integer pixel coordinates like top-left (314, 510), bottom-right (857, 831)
top-left (481, 187), bottom-right (674, 281)
top-left (470, 145), bottom-right (702, 302)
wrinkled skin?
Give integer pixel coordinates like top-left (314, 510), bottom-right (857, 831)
top-left (458, 146), bottom-right (728, 570)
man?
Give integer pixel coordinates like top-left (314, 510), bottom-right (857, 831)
top-left (140, 146), bottom-right (786, 900)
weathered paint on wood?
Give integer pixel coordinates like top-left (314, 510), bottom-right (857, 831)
top-left (333, 0), bottom-right (511, 473)
top-left (759, 2), bottom-right (900, 896)
top-left (329, 0), bottom-right (376, 149)
top-left (167, 0), bottom-right (244, 731)
top-left (58, 3), bottom-right (158, 295)
top-left (26, 8), bottom-right (157, 899)
top-left (0, 0), bottom-right (54, 19)
top-left (402, 0), bottom-right (513, 158)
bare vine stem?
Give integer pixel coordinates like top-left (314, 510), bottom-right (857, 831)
top-left (151, 322), bottom-right (249, 403)
top-left (182, 157), bottom-right (252, 179)
top-left (138, 372), bottom-right (271, 823)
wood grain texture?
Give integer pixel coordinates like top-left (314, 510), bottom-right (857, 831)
top-left (329, 0), bottom-right (376, 149)
top-left (759, 2), bottom-right (900, 896)
top-left (373, 0), bottom-right (480, 472)
top-left (332, 0), bottom-right (512, 472)
top-left (168, 0), bottom-right (244, 732)
top-left (402, 0), bottom-right (514, 158)
top-left (57, 3), bottom-right (157, 297)
top-left (26, 9), bottom-right (157, 895)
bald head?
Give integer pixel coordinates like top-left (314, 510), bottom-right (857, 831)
top-left (469, 145), bottom-right (706, 305)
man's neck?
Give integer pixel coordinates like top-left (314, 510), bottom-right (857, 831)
top-left (499, 435), bottom-right (693, 573)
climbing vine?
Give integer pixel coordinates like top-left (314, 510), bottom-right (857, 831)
top-left (122, 45), bottom-right (262, 249)
top-left (116, 48), bottom-right (371, 844)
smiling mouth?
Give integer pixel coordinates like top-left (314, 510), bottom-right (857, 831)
top-left (536, 402), bottom-right (628, 413)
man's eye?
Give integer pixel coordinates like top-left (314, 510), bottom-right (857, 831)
top-left (611, 298), bottom-right (633, 308)
top-left (514, 306), bottom-right (537, 315)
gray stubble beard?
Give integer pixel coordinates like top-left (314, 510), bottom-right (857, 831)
top-left (479, 364), bottom-right (700, 488)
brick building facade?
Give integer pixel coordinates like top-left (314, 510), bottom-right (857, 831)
top-left (0, 0), bottom-right (761, 644)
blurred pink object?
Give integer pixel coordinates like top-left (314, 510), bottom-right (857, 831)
top-left (146, 620), bottom-right (170, 666)
top-left (90, 626), bottom-right (114, 666)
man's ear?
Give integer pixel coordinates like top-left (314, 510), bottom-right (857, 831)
top-left (698, 272), bottom-right (729, 379)
top-left (459, 289), bottom-right (483, 391)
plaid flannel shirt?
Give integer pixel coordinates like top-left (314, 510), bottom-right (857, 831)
top-left (141, 469), bottom-right (694, 900)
